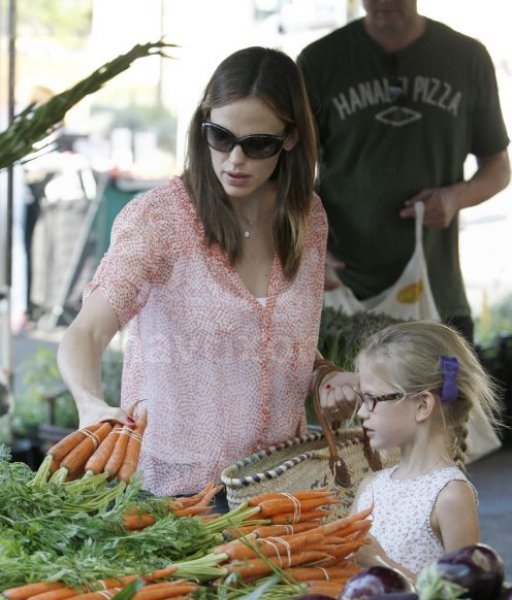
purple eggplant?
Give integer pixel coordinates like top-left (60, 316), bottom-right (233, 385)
top-left (433, 543), bottom-right (505, 600)
top-left (499, 582), bottom-right (512, 600)
top-left (338, 565), bottom-right (414, 600)
top-left (353, 595), bottom-right (418, 600)
top-left (294, 595), bottom-right (337, 600)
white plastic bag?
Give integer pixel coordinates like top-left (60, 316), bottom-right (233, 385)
top-left (324, 202), bottom-right (440, 321)
top-left (465, 402), bottom-right (502, 463)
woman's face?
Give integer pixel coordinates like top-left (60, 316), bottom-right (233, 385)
top-left (206, 97), bottom-right (295, 202)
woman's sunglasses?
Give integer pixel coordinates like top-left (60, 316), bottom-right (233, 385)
top-left (201, 121), bottom-right (288, 159)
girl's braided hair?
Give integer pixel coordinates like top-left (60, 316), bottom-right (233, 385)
top-left (355, 320), bottom-right (503, 470)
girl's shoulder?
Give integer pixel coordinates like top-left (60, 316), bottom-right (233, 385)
top-left (435, 466), bottom-right (477, 498)
top-left (432, 465), bottom-right (471, 484)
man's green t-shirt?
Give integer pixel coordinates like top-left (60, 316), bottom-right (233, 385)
top-left (297, 18), bottom-right (509, 320)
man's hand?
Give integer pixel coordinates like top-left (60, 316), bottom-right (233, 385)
top-left (400, 187), bottom-right (460, 229)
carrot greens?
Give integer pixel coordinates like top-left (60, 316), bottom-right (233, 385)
top-left (1, 441), bottom-right (369, 598)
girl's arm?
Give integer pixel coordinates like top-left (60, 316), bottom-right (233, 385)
top-left (57, 289), bottom-right (130, 428)
top-left (433, 479), bottom-right (480, 551)
top-left (354, 533), bottom-right (416, 582)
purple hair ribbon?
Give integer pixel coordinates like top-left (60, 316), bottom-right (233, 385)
top-left (440, 355), bottom-right (459, 402)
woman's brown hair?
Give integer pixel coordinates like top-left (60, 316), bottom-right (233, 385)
top-left (182, 46), bottom-right (317, 280)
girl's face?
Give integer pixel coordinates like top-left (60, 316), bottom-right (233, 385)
top-left (356, 362), bottom-right (418, 450)
top-left (207, 97), bottom-right (296, 203)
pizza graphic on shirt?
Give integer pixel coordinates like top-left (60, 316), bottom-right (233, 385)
top-left (376, 105), bottom-right (422, 126)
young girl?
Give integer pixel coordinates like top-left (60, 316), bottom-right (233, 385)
top-left (57, 46), bottom-right (356, 507)
top-left (350, 320), bottom-right (502, 580)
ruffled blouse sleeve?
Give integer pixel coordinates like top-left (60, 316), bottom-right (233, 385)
top-left (84, 186), bottom-right (174, 328)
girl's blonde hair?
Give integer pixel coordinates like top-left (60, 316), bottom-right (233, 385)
top-left (355, 321), bottom-right (503, 469)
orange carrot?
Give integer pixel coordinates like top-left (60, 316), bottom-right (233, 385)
top-left (226, 521), bottom-right (320, 539)
top-left (169, 483), bottom-right (223, 518)
top-left (59, 421), bottom-right (113, 476)
top-left (117, 410), bottom-right (148, 483)
top-left (2, 583), bottom-right (68, 600)
top-left (225, 549), bottom-right (330, 581)
top-left (247, 489), bottom-right (332, 506)
top-left (315, 539), bottom-right (367, 564)
top-left (62, 588), bottom-right (123, 600)
top-left (334, 519), bottom-right (372, 540)
top-left (302, 505), bottom-right (374, 537)
top-left (284, 564), bottom-right (360, 582)
top-left (27, 588), bottom-right (79, 600)
top-left (268, 509), bottom-right (329, 524)
top-left (169, 482), bottom-right (223, 511)
top-left (256, 496), bottom-right (341, 518)
top-left (134, 581), bottom-right (198, 600)
top-left (144, 566), bottom-right (178, 581)
top-left (214, 530), bottom-right (325, 561)
top-left (94, 576), bottom-right (139, 589)
top-left (122, 510), bottom-right (157, 531)
top-left (171, 504), bottom-right (213, 518)
top-left (103, 425), bottom-right (133, 479)
top-left (48, 458), bottom-right (62, 475)
top-left (84, 425), bottom-right (123, 475)
top-left (46, 422), bottom-right (103, 462)
top-left (305, 580), bottom-right (347, 597)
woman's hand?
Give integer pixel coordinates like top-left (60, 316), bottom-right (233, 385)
top-left (318, 370), bottom-right (359, 421)
top-left (78, 398), bottom-right (146, 429)
top-left (77, 395), bottom-right (134, 429)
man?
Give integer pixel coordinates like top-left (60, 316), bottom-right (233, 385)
top-left (297, 0), bottom-right (510, 342)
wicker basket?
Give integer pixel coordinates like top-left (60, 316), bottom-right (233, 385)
top-left (221, 388), bottom-right (398, 517)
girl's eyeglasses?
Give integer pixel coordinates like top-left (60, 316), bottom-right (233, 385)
top-left (201, 121), bottom-right (288, 159)
top-left (354, 389), bottom-right (406, 412)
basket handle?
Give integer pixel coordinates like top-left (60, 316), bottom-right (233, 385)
top-left (311, 380), bottom-right (340, 461)
top-left (311, 367), bottom-right (383, 487)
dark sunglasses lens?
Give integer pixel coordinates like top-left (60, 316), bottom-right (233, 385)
top-left (203, 124), bottom-right (235, 152)
top-left (242, 137), bottom-right (283, 159)
top-left (203, 123), bottom-right (284, 159)
top-left (389, 78), bottom-right (404, 103)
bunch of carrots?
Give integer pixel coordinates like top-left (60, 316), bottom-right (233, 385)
top-left (115, 487), bottom-right (371, 597)
top-left (33, 409), bottom-right (148, 485)
top-left (122, 481), bottom-right (225, 530)
top-left (1, 577), bottom-right (198, 600)
top-left (216, 490), bottom-right (372, 597)
top-left (1, 488), bottom-right (371, 599)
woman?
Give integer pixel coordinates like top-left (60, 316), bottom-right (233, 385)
top-left (57, 46), bottom-right (353, 501)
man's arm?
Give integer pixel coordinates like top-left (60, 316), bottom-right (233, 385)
top-left (401, 149), bottom-right (510, 228)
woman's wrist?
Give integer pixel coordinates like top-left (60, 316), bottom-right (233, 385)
top-left (311, 355), bottom-right (342, 396)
